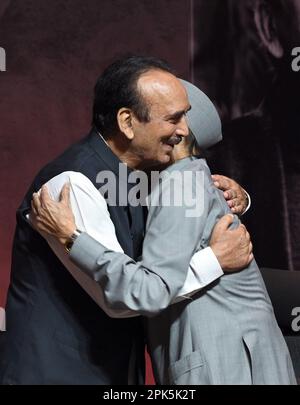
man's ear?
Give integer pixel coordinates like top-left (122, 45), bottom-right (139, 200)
top-left (254, 0), bottom-right (284, 59)
top-left (117, 108), bottom-right (135, 140)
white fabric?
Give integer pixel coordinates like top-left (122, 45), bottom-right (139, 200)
top-left (29, 171), bottom-right (223, 318)
top-left (242, 190), bottom-right (251, 215)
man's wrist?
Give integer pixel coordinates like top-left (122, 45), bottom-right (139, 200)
top-left (64, 229), bottom-right (82, 253)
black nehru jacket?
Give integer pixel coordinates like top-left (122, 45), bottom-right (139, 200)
top-left (0, 130), bottom-right (146, 384)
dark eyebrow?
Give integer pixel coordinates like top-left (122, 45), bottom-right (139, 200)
top-left (164, 105), bottom-right (191, 121)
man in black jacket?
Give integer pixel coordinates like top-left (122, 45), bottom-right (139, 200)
top-left (0, 56), bottom-right (251, 384)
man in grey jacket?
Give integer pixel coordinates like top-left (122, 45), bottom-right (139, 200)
top-left (1, 57), bottom-right (253, 385)
top-left (31, 79), bottom-right (296, 384)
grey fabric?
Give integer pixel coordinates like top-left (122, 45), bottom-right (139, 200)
top-left (70, 160), bottom-right (207, 316)
top-left (181, 79), bottom-right (222, 149)
top-left (146, 158), bottom-right (296, 385)
top-left (71, 157), bottom-right (296, 385)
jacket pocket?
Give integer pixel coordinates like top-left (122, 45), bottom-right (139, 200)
top-left (168, 350), bottom-right (209, 385)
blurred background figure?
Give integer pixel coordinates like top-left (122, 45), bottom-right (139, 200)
top-left (193, 0), bottom-right (300, 381)
top-left (193, 0), bottom-right (300, 272)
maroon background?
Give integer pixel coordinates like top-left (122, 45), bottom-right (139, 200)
top-left (0, 0), bottom-right (193, 307)
top-left (1, 0), bottom-right (300, 384)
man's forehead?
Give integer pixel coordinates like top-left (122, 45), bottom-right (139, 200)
top-left (138, 71), bottom-right (185, 96)
top-left (138, 70), bottom-right (189, 110)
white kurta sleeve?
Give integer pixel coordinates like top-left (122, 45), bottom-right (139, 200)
top-left (31, 171), bottom-right (223, 317)
top-left (29, 171), bottom-right (138, 318)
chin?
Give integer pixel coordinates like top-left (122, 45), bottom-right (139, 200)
top-left (159, 154), bottom-right (171, 164)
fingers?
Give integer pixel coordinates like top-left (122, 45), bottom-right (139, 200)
top-left (248, 242), bottom-right (253, 254)
top-left (231, 224), bottom-right (247, 242)
top-left (212, 174), bottom-right (231, 192)
top-left (231, 204), bottom-right (244, 215)
top-left (237, 226), bottom-right (253, 259)
top-left (32, 192), bottom-right (42, 214)
top-left (60, 183), bottom-right (71, 206)
top-left (214, 213), bottom-right (235, 233)
top-left (29, 202), bottom-right (49, 234)
top-left (246, 231), bottom-right (251, 242)
top-left (214, 176), bottom-right (248, 214)
top-left (211, 174), bottom-right (221, 188)
top-left (227, 192), bottom-right (248, 214)
top-left (227, 196), bottom-right (243, 207)
top-left (31, 198), bottom-right (38, 216)
top-left (33, 183), bottom-right (68, 213)
top-left (224, 190), bottom-right (238, 201)
top-left (237, 223), bottom-right (247, 233)
top-left (40, 185), bottom-right (52, 208)
top-left (211, 174), bottom-right (221, 181)
top-left (231, 206), bottom-right (240, 214)
top-left (237, 226), bottom-right (253, 267)
top-left (231, 198), bottom-right (247, 214)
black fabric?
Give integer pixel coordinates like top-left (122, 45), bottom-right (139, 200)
top-left (0, 130), bottom-right (145, 385)
top-left (260, 268), bottom-right (300, 381)
top-left (260, 268), bottom-right (300, 332)
top-left (209, 111), bottom-right (300, 271)
top-left (285, 336), bottom-right (300, 382)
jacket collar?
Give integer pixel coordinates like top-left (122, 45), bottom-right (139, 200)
top-left (87, 128), bottom-right (133, 178)
top-left (87, 128), bottom-right (142, 205)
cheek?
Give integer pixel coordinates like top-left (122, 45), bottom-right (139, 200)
top-left (133, 122), bottom-right (174, 156)
top-left (132, 131), bottom-right (159, 156)
top-left (153, 126), bottom-right (175, 146)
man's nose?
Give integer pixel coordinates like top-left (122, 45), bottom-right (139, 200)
top-left (176, 115), bottom-right (189, 137)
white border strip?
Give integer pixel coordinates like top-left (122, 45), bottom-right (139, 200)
top-left (0, 307), bottom-right (6, 331)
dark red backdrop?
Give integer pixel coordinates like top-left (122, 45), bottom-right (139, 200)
top-left (0, 0), bottom-right (192, 306)
top-left (0, 0), bottom-right (193, 384)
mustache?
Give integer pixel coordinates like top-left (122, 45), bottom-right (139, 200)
top-left (163, 135), bottom-right (183, 146)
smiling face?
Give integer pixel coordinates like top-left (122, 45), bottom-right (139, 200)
top-left (126, 70), bottom-right (190, 168)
